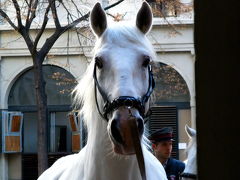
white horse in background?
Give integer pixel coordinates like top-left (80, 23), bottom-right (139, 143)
top-left (38, 2), bottom-right (167, 180)
top-left (181, 125), bottom-right (197, 180)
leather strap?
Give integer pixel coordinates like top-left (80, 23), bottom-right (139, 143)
top-left (128, 112), bottom-right (146, 180)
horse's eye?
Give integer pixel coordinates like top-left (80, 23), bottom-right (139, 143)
top-left (142, 56), bottom-right (150, 67)
top-left (95, 57), bottom-right (103, 69)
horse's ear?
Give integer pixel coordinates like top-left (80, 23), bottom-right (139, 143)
top-left (90, 3), bottom-right (107, 37)
top-left (185, 125), bottom-right (196, 138)
top-left (136, 2), bottom-right (153, 34)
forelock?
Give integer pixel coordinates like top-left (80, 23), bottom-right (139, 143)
top-left (94, 23), bottom-right (155, 58)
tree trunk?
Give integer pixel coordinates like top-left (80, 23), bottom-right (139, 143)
top-left (33, 55), bottom-right (48, 176)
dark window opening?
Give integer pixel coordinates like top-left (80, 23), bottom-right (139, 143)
top-left (55, 126), bottom-right (67, 152)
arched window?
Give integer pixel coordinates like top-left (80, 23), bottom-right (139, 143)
top-left (8, 65), bottom-right (77, 106)
top-left (8, 65), bottom-right (78, 153)
top-left (152, 62), bottom-right (190, 103)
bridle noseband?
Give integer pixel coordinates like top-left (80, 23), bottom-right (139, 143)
top-left (180, 173), bottom-right (197, 179)
top-left (93, 62), bottom-right (155, 121)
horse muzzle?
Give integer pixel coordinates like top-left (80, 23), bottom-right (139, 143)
top-left (108, 107), bottom-right (144, 155)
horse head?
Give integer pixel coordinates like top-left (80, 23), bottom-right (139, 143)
top-left (90, 2), bottom-right (154, 155)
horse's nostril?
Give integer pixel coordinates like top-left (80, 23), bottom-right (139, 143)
top-left (111, 120), bottom-right (123, 144)
top-left (137, 118), bottom-right (144, 135)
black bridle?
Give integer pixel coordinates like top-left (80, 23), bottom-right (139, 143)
top-left (180, 173), bottom-right (197, 179)
top-left (93, 61), bottom-right (154, 180)
top-left (93, 62), bottom-right (155, 121)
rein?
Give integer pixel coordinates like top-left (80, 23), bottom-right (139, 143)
top-left (128, 111), bottom-right (146, 180)
top-left (180, 172), bottom-right (197, 179)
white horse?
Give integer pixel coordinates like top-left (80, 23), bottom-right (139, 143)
top-left (38, 2), bottom-right (167, 180)
top-left (181, 125), bottom-right (197, 180)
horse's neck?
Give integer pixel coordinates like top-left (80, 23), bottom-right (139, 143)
top-left (184, 158), bottom-right (197, 177)
top-left (83, 117), bottom-right (141, 180)
top-left (183, 141), bottom-right (197, 179)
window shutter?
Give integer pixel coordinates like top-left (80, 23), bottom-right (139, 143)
top-left (69, 114), bottom-right (79, 132)
top-left (10, 115), bottom-right (22, 132)
top-left (68, 113), bottom-right (80, 152)
top-left (148, 106), bottom-right (179, 159)
top-left (72, 134), bottom-right (81, 152)
top-left (2, 111), bottom-right (23, 153)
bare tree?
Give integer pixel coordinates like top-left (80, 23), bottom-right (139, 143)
top-left (0, 0), bottom-right (124, 175)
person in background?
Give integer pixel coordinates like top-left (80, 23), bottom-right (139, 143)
top-left (149, 127), bottom-right (185, 180)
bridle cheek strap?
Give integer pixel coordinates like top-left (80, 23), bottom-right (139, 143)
top-left (93, 63), bottom-right (155, 122)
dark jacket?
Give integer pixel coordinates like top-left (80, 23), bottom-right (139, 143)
top-left (164, 158), bottom-right (185, 180)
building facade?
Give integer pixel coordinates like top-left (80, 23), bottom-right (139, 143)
top-left (0, 0), bottom-right (194, 179)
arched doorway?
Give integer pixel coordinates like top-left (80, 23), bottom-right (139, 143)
top-left (149, 62), bottom-right (191, 160)
top-left (8, 65), bottom-right (77, 179)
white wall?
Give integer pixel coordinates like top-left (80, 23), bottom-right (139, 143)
top-left (0, 154), bottom-right (8, 180)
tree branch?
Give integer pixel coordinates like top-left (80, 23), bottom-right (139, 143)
top-left (10, 0), bottom-right (36, 53)
top-left (0, 9), bottom-right (18, 30)
top-left (104, 0), bottom-right (124, 11)
top-left (26, 0), bottom-right (39, 30)
top-left (24, 0), bottom-right (30, 7)
top-left (62, 0), bottom-right (125, 32)
top-left (25, 0), bottom-right (33, 27)
top-left (39, 0), bottom-right (125, 62)
top-left (33, 2), bottom-right (51, 50)
top-left (22, 30), bottom-right (35, 54)
top-left (49, 0), bottom-right (61, 29)
top-left (38, 29), bottom-right (63, 61)
top-left (70, 0), bottom-right (83, 17)
top-left (60, 0), bottom-right (78, 20)
top-left (0, 2), bottom-right (34, 54)
top-left (63, 12), bottom-right (89, 32)
top-left (155, 3), bottom-right (182, 35)
top-left (12, 0), bottom-right (23, 29)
